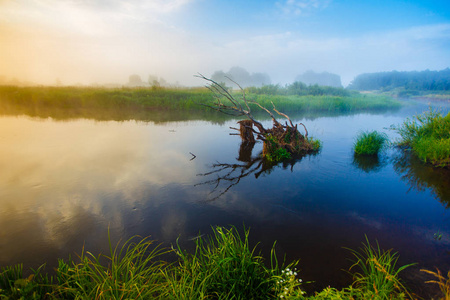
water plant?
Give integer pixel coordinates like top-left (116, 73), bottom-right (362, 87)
top-left (55, 233), bottom-right (169, 299)
top-left (421, 268), bottom-right (450, 300)
top-left (0, 228), bottom-right (425, 299)
top-left (391, 108), bottom-right (450, 167)
top-left (345, 236), bottom-right (415, 299)
top-left (162, 226), bottom-right (303, 299)
top-left (353, 130), bottom-right (389, 156)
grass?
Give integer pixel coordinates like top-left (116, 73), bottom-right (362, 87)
top-left (392, 108), bottom-right (450, 167)
top-left (353, 130), bottom-right (389, 156)
top-left (0, 86), bottom-right (402, 122)
top-left (345, 236), bottom-right (415, 300)
top-left (0, 226), bottom-right (421, 300)
top-left (421, 268), bottom-right (450, 300)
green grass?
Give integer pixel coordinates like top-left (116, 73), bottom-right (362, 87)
top-left (0, 227), bottom-right (418, 300)
top-left (345, 236), bottom-right (415, 300)
top-left (0, 86), bottom-right (402, 122)
top-left (353, 130), bottom-right (389, 156)
top-left (161, 226), bottom-right (301, 299)
top-left (392, 108), bottom-right (450, 167)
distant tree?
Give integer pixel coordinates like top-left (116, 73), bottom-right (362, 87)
top-left (210, 67), bottom-right (271, 88)
top-left (128, 74), bottom-right (143, 86)
top-left (251, 72), bottom-right (271, 87)
top-left (148, 75), bottom-right (158, 86)
top-left (295, 70), bottom-right (342, 88)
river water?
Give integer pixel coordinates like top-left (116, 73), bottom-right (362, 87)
top-left (0, 100), bottom-right (449, 296)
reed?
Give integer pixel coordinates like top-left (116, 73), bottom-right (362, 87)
top-left (55, 233), bottom-right (169, 299)
top-left (161, 226), bottom-right (303, 299)
top-left (0, 86), bottom-right (401, 118)
top-left (392, 108), bottom-right (450, 167)
top-left (353, 130), bottom-right (389, 155)
top-left (421, 268), bottom-right (450, 300)
top-left (0, 227), bottom-right (422, 299)
top-left (345, 236), bottom-right (415, 299)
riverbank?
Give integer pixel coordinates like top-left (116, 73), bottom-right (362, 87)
top-left (0, 86), bottom-right (402, 122)
top-left (2, 226), bottom-right (443, 300)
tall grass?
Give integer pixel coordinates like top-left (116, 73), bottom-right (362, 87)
top-left (161, 226), bottom-right (302, 299)
top-left (0, 86), bottom-right (401, 120)
top-left (0, 227), bottom-right (421, 299)
top-left (55, 234), bottom-right (169, 299)
top-left (346, 236), bottom-right (415, 300)
top-left (353, 130), bottom-right (389, 155)
top-left (421, 268), bottom-right (450, 300)
top-left (392, 108), bottom-right (450, 167)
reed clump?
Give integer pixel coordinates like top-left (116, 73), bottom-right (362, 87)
top-left (392, 108), bottom-right (450, 167)
top-left (353, 130), bottom-right (389, 156)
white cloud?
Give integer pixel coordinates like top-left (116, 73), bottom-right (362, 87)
top-left (276, 0), bottom-right (332, 16)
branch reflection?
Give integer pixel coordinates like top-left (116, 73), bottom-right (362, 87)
top-left (196, 141), bottom-right (304, 201)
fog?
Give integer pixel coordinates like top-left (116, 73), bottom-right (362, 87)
top-left (1, 0), bottom-right (449, 87)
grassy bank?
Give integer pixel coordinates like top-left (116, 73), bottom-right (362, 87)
top-left (0, 86), bottom-right (402, 121)
top-left (0, 226), bottom-right (439, 300)
top-left (392, 108), bottom-right (450, 168)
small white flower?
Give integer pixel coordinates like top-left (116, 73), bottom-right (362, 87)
top-left (286, 268), bottom-right (290, 272)
top-left (280, 295), bottom-right (284, 298)
top-left (294, 272), bottom-right (297, 276)
top-left (298, 279), bottom-right (302, 282)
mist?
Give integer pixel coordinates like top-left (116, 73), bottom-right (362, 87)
top-left (1, 0), bottom-right (449, 87)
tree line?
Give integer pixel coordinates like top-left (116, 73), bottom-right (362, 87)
top-left (347, 68), bottom-right (450, 92)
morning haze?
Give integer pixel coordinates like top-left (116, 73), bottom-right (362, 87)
top-left (1, 0), bottom-right (449, 87)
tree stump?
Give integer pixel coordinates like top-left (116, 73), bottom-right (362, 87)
top-left (237, 120), bottom-right (255, 142)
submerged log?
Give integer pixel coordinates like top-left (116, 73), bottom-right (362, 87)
top-left (237, 120), bottom-right (255, 142)
top-left (197, 74), bottom-right (321, 161)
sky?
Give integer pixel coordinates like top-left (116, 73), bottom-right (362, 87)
top-left (1, 0), bottom-right (449, 86)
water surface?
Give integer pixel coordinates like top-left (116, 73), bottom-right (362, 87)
top-left (0, 101), bottom-right (449, 296)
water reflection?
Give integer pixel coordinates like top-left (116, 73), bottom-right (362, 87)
top-left (352, 154), bottom-right (388, 173)
top-left (392, 150), bottom-right (450, 208)
top-left (196, 141), bottom-right (310, 201)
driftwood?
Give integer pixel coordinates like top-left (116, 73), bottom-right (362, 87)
top-left (196, 74), bottom-right (320, 160)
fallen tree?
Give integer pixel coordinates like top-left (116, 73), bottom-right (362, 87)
top-left (197, 74), bottom-right (321, 161)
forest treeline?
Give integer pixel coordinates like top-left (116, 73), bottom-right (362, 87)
top-left (246, 81), bottom-right (356, 97)
top-left (347, 68), bottom-right (450, 94)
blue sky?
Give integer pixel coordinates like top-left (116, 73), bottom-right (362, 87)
top-left (1, 0), bottom-right (449, 86)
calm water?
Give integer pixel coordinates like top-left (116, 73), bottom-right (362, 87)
top-left (1, 101), bottom-right (449, 296)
